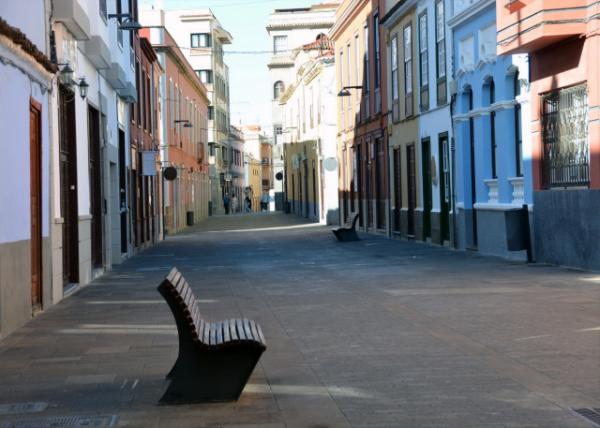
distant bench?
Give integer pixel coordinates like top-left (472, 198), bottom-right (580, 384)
top-left (158, 267), bottom-right (266, 403)
top-left (332, 212), bottom-right (360, 242)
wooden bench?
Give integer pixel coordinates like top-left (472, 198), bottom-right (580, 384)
top-left (332, 212), bottom-right (360, 241)
top-left (158, 267), bottom-right (266, 403)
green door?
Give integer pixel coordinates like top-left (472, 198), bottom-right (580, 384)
top-left (439, 134), bottom-right (450, 243)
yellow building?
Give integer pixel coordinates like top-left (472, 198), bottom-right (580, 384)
top-left (381, 1), bottom-right (420, 238)
top-left (246, 157), bottom-right (262, 213)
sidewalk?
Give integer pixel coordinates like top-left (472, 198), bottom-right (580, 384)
top-left (0, 213), bottom-right (598, 427)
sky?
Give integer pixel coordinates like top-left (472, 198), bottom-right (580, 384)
top-left (140, 0), bottom-right (318, 134)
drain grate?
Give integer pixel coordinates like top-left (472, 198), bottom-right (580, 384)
top-left (0, 403), bottom-right (47, 416)
top-left (572, 408), bottom-right (600, 426)
top-left (0, 415), bottom-right (118, 428)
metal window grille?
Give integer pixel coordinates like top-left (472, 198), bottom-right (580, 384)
top-left (542, 84), bottom-right (589, 188)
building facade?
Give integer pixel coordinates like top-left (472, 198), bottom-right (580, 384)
top-left (243, 125), bottom-right (270, 212)
top-left (227, 125), bottom-right (246, 213)
top-left (0, 5), bottom-right (56, 337)
top-left (497, 0), bottom-right (600, 269)
top-left (331, 0), bottom-right (390, 234)
top-left (144, 9), bottom-right (232, 216)
top-left (280, 35), bottom-right (339, 224)
top-left (450, 0), bottom-right (532, 258)
top-left (130, 33), bottom-right (162, 251)
top-left (141, 24), bottom-right (210, 234)
top-left (382, 0), bottom-right (421, 239)
top-left (267, 3), bottom-right (339, 211)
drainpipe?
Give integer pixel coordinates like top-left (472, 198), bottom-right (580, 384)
top-left (450, 93), bottom-right (458, 249)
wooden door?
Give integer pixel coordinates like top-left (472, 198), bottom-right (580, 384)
top-left (30, 101), bottom-right (42, 310)
top-left (88, 107), bottom-right (103, 269)
top-left (393, 148), bottom-right (402, 232)
top-left (59, 87), bottom-right (79, 285)
top-left (407, 144), bottom-right (416, 237)
top-left (421, 138), bottom-right (432, 240)
top-left (439, 135), bottom-right (450, 242)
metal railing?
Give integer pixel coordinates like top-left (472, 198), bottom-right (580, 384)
top-left (542, 84), bottom-right (589, 188)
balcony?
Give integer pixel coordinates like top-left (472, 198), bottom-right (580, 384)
top-left (53, 0), bottom-right (90, 41)
top-left (497, 0), bottom-right (589, 55)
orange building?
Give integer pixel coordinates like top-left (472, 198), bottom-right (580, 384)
top-left (141, 27), bottom-right (210, 234)
top-left (497, 0), bottom-right (600, 268)
top-left (130, 33), bottom-right (162, 249)
top-left (331, 0), bottom-right (389, 234)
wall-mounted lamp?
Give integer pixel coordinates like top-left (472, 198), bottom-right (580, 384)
top-left (57, 63), bottom-right (74, 85)
top-left (108, 13), bottom-right (142, 31)
top-left (337, 85), bottom-right (363, 97)
top-left (77, 77), bottom-right (89, 99)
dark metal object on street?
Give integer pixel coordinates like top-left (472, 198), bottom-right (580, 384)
top-left (157, 267), bottom-right (267, 403)
top-left (505, 204), bottom-right (532, 262)
top-left (332, 212), bottom-right (360, 242)
top-left (186, 211), bottom-right (194, 226)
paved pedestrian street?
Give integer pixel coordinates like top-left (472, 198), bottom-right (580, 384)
top-left (0, 213), bottom-right (598, 427)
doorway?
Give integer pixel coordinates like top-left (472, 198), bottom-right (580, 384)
top-left (88, 106), bottom-right (103, 269)
top-left (59, 86), bottom-right (79, 286)
top-left (30, 100), bottom-right (42, 310)
top-left (468, 93), bottom-right (478, 249)
top-left (119, 129), bottom-right (127, 254)
top-left (421, 138), bottom-right (432, 240)
top-left (393, 148), bottom-right (402, 233)
top-left (439, 134), bottom-right (450, 243)
top-left (407, 144), bottom-right (416, 237)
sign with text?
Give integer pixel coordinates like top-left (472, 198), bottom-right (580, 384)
top-left (142, 151), bottom-right (157, 176)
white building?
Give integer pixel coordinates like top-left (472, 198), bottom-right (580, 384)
top-left (279, 36), bottom-right (339, 224)
top-left (0, 2), bottom-right (56, 337)
top-left (0, 0), bottom-right (136, 338)
top-left (266, 2), bottom-right (339, 211)
top-left (141, 8), bottom-right (232, 215)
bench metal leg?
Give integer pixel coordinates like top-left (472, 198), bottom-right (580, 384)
top-left (333, 229), bottom-right (359, 242)
top-left (160, 346), bottom-right (265, 404)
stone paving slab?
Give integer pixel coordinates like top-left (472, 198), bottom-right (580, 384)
top-left (0, 213), bottom-right (598, 427)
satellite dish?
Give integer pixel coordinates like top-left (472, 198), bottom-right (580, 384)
top-left (323, 157), bottom-right (338, 172)
top-left (163, 166), bottom-right (177, 181)
top-left (275, 171), bottom-right (283, 181)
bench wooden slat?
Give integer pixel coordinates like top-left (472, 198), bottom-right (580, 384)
top-left (256, 324), bottom-right (266, 345)
top-left (210, 323), bottom-right (217, 346)
top-left (203, 320), bottom-right (210, 344)
top-left (236, 319), bottom-right (246, 340)
top-left (243, 319), bottom-right (253, 341)
top-left (222, 319), bottom-right (231, 342)
top-left (249, 321), bottom-right (260, 344)
top-left (174, 275), bottom-right (186, 294)
top-left (229, 318), bottom-right (238, 341)
top-left (215, 322), bottom-right (224, 345)
top-left (166, 267), bottom-right (179, 283)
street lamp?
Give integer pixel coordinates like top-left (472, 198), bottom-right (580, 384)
top-left (108, 13), bottom-right (142, 31)
top-left (337, 85), bottom-right (363, 97)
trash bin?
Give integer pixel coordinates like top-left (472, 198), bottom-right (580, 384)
top-left (186, 211), bottom-right (194, 226)
top-left (504, 204), bottom-right (532, 261)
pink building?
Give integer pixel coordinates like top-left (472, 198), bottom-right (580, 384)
top-left (497, 0), bottom-right (600, 269)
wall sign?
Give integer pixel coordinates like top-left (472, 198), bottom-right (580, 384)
top-left (142, 151), bottom-right (157, 176)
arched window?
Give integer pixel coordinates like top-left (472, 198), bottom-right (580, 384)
top-left (274, 81), bottom-right (285, 99)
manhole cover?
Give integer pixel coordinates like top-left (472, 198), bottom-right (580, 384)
top-left (572, 408), bottom-right (600, 426)
top-left (0, 415), bottom-right (118, 428)
top-left (0, 403), bottom-right (47, 415)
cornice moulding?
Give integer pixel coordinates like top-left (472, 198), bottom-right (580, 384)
top-left (448, 0), bottom-right (495, 29)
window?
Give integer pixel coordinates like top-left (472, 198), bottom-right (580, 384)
top-left (374, 14), bottom-right (380, 90)
top-left (374, 14), bottom-right (381, 113)
top-left (273, 36), bottom-right (287, 54)
top-left (195, 69), bottom-right (213, 84)
top-left (391, 34), bottom-right (399, 121)
top-left (191, 33), bottom-right (211, 48)
top-left (208, 106), bottom-right (214, 120)
top-left (99, 0), bottom-right (107, 21)
top-left (403, 24), bottom-right (413, 117)
top-left (435, 0), bottom-right (447, 105)
top-left (116, 0), bottom-right (123, 46)
top-left (274, 81), bottom-right (284, 99)
top-left (347, 42), bottom-right (352, 121)
top-left (479, 24), bottom-right (496, 61)
top-left (363, 23), bottom-right (370, 119)
top-left (542, 84), bottom-right (589, 188)
top-left (514, 74), bottom-right (523, 177)
top-left (418, 12), bottom-right (429, 111)
top-left (340, 50), bottom-right (345, 129)
top-left (489, 79), bottom-right (497, 179)
top-left (355, 34), bottom-right (360, 120)
top-left (459, 35), bottom-right (474, 70)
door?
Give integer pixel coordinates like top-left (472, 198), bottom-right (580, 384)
top-left (59, 87), bottom-right (79, 285)
top-left (468, 115), bottom-right (478, 249)
top-left (407, 144), bottom-right (416, 237)
top-left (88, 107), bottom-right (103, 269)
top-left (421, 138), bottom-right (432, 240)
top-left (367, 142), bottom-right (373, 229)
top-left (30, 101), bottom-right (42, 310)
top-left (376, 139), bottom-right (386, 229)
top-left (439, 134), bottom-right (450, 243)
top-left (393, 148), bottom-right (402, 233)
top-left (357, 146), bottom-right (364, 228)
top-left (119, 129), bottom-right (127, 254)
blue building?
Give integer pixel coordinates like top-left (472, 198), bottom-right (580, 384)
top-left (449, 0), bottom-right (532, 259)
